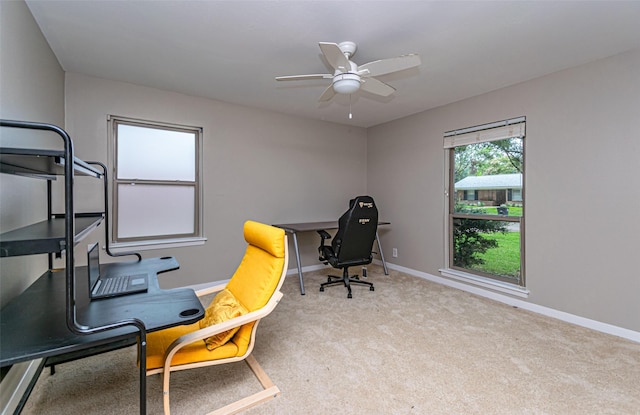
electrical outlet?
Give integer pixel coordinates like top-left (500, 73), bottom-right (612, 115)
top-left (392, 248), bottom-right (398, 258)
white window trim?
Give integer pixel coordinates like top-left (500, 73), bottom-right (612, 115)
top-left (107, 115), bottom-right (205, 250)
top-left (439, 267), bottom-right (530, 298)
top-left (443, 116), bottom-right (526, 289)
top-left (109, 236), bottom-right (207, 252)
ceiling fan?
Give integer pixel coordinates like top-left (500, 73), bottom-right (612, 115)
top-left (276, 41), bottom-right (421, 102)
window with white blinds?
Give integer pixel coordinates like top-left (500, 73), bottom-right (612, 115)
top-left (444, 117), bottom-right (526, 287)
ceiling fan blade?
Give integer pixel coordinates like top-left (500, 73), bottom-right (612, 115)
top-left (276, 74), bottom-right (332, 81)
top-left (358, 54), bottom-right (421, 77)
top-left (318, 85), bottom-right (336, 102)
top-left (319, 42), bottom-right (350, 72)
top-left (360, 77), bottom-right (395, 97)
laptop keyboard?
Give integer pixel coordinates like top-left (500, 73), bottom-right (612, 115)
top-left (101, 275), bottom-right (128, 295)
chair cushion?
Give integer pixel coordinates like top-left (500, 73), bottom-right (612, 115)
top-left (146, 323), bottom-right (240, 370)
top-left (243, 220), bottom-right (286, 258)
top-left (225, 221), bottom-right (286, 355)
top-left (200, 288), bottom-right (248, 351)
top-left (227, 222), bottom-right (285, 314)
top-left (144, 220), bottom-right (287, 372)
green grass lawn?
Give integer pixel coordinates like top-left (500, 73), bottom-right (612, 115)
top-left (473, 231), bottom-right (521, 277)
top-left (478, 206), bottom-right (523, 217)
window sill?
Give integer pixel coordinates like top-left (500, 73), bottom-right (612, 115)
top-left (109, 237), bottom-right (207, 253)
top-left (439, 268), bottom-right (529, 298)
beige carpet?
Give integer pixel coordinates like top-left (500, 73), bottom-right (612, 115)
top-left (22, 266), bottom-right (640, 414)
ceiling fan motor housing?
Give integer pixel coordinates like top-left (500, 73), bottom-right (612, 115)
top-left (338, 41), bottom-right (357, 58)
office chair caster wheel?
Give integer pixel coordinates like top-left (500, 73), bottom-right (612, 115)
top-left (320, 287), bottom-right (324, 292)
top-left (370, 286), bottom-right (375, 291)
top-left (347, 293), bottom-right (352, 299)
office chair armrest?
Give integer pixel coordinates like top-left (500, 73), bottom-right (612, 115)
top-left (317, 230), bottom-right (332, 262)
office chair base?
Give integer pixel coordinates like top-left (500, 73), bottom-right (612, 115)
top-left (319, 268), bottom-right (374, 298)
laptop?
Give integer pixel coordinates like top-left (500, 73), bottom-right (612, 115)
top-left (87, 242), bottom-right (148, 300)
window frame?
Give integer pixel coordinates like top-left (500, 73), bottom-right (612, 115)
top-left (443, 117), bottom-right (526, 289)
top-left (108, 115), bottom-right (205, 250)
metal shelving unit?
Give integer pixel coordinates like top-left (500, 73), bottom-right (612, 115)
top-left (0, 119), bottom-right (147, 414)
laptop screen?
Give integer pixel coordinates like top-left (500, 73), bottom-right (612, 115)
top-left (87, 242), bottom-right (100, 290)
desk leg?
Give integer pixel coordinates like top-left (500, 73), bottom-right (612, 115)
top-left (291, 231), bottom-right (305, 295)
top-left (139, 333), bottom-right (146, 414)
top-left (375, 231), bottom-right (389, 275)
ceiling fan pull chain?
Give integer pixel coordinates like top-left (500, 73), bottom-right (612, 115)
top-left (349, 95), bottom-right (353, 119)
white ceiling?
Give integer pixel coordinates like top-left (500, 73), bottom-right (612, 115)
top-left (25, 1), bottom-right (640, 128)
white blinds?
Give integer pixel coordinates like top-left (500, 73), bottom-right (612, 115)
top-left (443, 118), bottom-right (525, 148)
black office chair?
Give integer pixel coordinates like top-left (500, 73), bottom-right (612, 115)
top-left (317, 195), bottom-right (378, 298)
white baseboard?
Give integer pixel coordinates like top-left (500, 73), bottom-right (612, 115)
top-left (376, 261), bottom-right (640, 343)
top-left (185, 280), bottom-right (229, 292)
top-left (286, 263), bottom-right (329, 275)
top-left (0, 359), bottom-right (43, 415)
top-left (221, 262), bottom-right (639, 343)
top-left (185, 265), bottom-right (329, 294)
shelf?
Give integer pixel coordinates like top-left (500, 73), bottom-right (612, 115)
top-left (0, 120), bottom-right (154, 413)
top-left (0, 147), bottom-right (102, 179)
top-left (0, 214), bottom-right (104, 257)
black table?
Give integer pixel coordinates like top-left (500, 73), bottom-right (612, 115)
top-left (273, 221), bottom-right (389, 295)
top-left (0, 256), bottom-right (204, 413)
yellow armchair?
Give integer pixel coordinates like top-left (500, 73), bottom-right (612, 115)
top-left (144, 220), bottom-right (288, 414)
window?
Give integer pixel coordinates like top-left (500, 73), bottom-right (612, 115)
top-left (444, 117), bottom-right (525, 287)
top-left (464, 190), bottom-right (478, 201)
top-left (109, 116), bottom-right (203, 247)
top-left (510, 188), bottom-right (522, 202)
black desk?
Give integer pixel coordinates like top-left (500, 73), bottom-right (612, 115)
top-left (273, 221), bottom-right (389, 295)
top-left (0, 257), bottom-right (204, 413)
top-left (0, 257), bottom-right (204, 366)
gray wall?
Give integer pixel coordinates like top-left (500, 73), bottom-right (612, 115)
top-left (368, 49), bottom-right (640, 332)
top-left (63, 73), bottom-right (367, 287)
top-left (2, 0), bottom-right (638, 334)
top-left (0, 1), bottom-right (65, 307)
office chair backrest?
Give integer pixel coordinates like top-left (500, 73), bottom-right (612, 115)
top-left (333, 195), bottom-right (378, 264)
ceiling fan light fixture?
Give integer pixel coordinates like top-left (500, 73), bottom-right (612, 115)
top-left (275, 41), bottom-right (421, 103)
top-left (332, 73), bottom-right (360, 94)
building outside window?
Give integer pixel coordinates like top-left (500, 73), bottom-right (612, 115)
top-left (444, 117), bottom-right (525, 286)
top-left (109, 116), bottom-right (204, 248)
